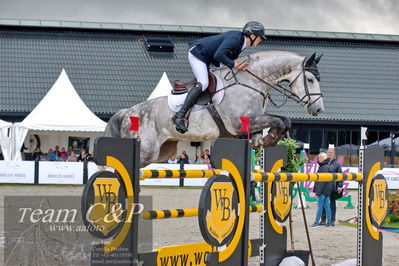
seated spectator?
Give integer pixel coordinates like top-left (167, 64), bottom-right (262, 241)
top-left (177, 151), bottom-right (189, 164)
top-left (78, 148), bottom-right (92, 162)
top-left (67, 151), bottom-right (77, 162)
top-left (32, 147), bottom-right (43, 161)
top-left (58, 147), bottom-right (68, 161)
top-left (203, 154), bottom-right (211, 165)
top-left (195, 151), bottom-right (205, 164)
top-left (54, 145), bottom-right (61, 157)
top-left (67, 146), bottom-right (73, 155)
top-left (168, 155), bottom-right (178, 164)
top-left (47, 148), bottom-right (56, 161)
top-left (205, 149), bottom-right (211, 160)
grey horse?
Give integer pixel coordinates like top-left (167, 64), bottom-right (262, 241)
top-left (105, 51), bottom-right (324, 167)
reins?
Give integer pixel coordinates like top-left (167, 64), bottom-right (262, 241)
top-left (214, 56), bottom-right (323, 108)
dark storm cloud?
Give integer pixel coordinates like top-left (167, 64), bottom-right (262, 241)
top-left (1, 0), bottom-right (398, 34)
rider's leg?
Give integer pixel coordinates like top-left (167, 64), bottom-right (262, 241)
top-left (172, 52), bottom-right (209, 134)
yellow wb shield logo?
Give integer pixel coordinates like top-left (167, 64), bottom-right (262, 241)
top-left (273, 182), bottom-right (292, 222)
top-left (370, 178), bottom-right (388, 227)
top-left (206, 182), bottom-right (237, 244)
top-left (90, 178), bottom-right (123, 236)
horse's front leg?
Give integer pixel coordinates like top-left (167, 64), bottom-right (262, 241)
top-left (250, 114), bottom-right (291, 149)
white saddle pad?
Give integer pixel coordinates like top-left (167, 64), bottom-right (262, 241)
top-left (168, 75), bottom-right (224, 112)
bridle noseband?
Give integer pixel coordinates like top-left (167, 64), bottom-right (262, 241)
top-left (218, 56), bottom-right (323, 108)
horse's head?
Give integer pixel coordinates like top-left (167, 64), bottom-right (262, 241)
top-left (290, 53), bottom-right (324, 116)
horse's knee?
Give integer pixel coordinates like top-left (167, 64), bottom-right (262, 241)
top-left (280, 117), bottom-right (291, 130)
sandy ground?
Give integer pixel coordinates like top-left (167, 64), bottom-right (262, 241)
top-left (1, 186), bottom-right (398, 266)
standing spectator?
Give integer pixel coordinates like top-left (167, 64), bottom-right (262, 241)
top-left (59, 147), bottom-right (68, 161)
top-left (47, 148), bottom-right (56, 161)
top-left (32, 147), bottom-right (43, 161)
top-left (67, 151), bottom-right (77, 162)
top-left (319, 147), bottom-right (343, 226)
top-left (311, 152), bottom-right (334, 227)
top-left (177, 151), bottom-right (189, 164)
top-left (168, 155), bottom-right (178, 164)
top-left (78, 148), bottom-right (92, 162)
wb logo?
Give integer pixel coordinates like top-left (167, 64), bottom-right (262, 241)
top-left (374, 184), bottom-right (385, 208)
top-left (213, 189), bottom-right (231, 221)
top-left (96, 184), bottom-right (118, 213)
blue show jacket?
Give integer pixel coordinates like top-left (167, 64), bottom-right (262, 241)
top-left (188, 31), bottom-right (245, 69)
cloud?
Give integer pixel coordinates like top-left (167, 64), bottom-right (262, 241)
top-left (0, 0), bottom-right (398, 35)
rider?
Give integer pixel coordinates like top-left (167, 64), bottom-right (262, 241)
top-left (172, 21), bottom-right (266, 134)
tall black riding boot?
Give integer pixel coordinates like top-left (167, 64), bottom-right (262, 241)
top-left (172, 83), bottom-right (203, 134)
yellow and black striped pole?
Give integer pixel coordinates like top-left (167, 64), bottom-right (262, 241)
top-left (252, 172), bottom-right (362, 183)
top-left (141, 204), bottom-right (264, 220)
top-left (140, 169), bottom-right (222, 180)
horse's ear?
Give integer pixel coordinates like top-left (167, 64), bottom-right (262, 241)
top-left (314, 53), bottom-right (323, 64)
top-left (305, 53), bottom-right (316, 67)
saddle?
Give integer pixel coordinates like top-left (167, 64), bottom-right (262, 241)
top-left (172, 72), bottom-right (217, 105)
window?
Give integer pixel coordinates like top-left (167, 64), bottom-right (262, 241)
top-left (143, 35), bottom-right (174, 52)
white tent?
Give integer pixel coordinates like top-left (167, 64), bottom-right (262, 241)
top-left (147, 72), bottom-right (173, 100)
top-left (0, 119), bottom-right (13, 160)
top-left (14, 69), bottom-right (107, 160)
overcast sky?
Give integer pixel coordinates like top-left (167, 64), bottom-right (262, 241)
top-left (1, 0), bottom-right (398, 35)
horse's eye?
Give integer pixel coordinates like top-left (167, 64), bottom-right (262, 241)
top-left (307, 78), bottom-right (313, 83)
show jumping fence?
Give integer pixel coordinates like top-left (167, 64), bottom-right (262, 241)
top-left (81, 137), bottom-right (388, 266)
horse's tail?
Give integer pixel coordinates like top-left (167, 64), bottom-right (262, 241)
top-left (104, 109), bottom-right (127, 138)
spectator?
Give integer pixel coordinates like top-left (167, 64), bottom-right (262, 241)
top-left (320, 147), bottom-right (343, 226)
top-left (32, 147), bottom-right (43, 161)
top-left (78, 148), bottom-right (92, 162)
top-left (67, 146), bottom-right (73, 155)
top-left (203, 154), bottom-right (210, 165)
top-left (47, 148), bottom-right (56, 161)
top-left (311, 152), bottom-right (334, 227)
top-left (168, 155), bottom-right (178, 164)
top-left (205, 149), bottom-right (211, 160)
top-left (67, 151), bottom-right (77, 162)
top-left (177, 151), bottom-right (189, 164)
top-left (59, 147), bottom-right (68, 161)
top-left (54, 145), bottom-right (61, 157)
top-left (195, 151), bottom-right (205, 164)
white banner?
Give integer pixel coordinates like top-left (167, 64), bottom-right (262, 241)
top-left (0, 161), bottom-right (35, 184)
top-left (39, 161), bottom-right (83, 184)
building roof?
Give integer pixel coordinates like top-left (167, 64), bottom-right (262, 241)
top-left (1, 19), bottom-right (399, 124)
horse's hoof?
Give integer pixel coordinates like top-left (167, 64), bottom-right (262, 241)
top-left (262, 129), bottom-right (282, 147)
top-left (251, 134), bottom-right (264, 149)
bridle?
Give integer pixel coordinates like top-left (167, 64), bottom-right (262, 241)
top-left (217, 56), bottom-right (323, 108)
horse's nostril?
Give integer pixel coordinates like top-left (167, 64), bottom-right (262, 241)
top-left (316, 108), bottom-right (321, 113)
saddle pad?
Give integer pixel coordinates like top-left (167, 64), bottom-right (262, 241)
top-left (168, 75), bottom-right (224, 112)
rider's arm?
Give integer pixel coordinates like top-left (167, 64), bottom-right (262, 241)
top-left (213, 37), bottom-right (241, 69)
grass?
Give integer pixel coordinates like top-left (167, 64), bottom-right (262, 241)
top-left (339, 221), bottom-right (357, 228)
top-left (382, 222), bottom-right (399, 229)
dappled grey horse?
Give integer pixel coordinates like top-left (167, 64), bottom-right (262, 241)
top-left (105, 51), bottom-right (324, 167)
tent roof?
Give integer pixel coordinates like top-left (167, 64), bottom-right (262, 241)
top-left (0, 119), bottom-right (12, 129)
top-left (16, 69), bottom-right (106, 131)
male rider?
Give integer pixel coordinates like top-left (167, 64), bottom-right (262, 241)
top-left (172, 21), bottom-right (266, 134)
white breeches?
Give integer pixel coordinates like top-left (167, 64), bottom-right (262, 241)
top-left (188, 51), bottom-right (208, 91)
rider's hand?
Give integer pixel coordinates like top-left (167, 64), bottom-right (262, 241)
top-left (234, 61), bottom-right (248, 71)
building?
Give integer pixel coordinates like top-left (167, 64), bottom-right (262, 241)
top-left (1, 19), bottom-right (398, 165)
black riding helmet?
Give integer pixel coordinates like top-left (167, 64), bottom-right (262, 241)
top-left (242, 21), bottom-right (267, 40)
